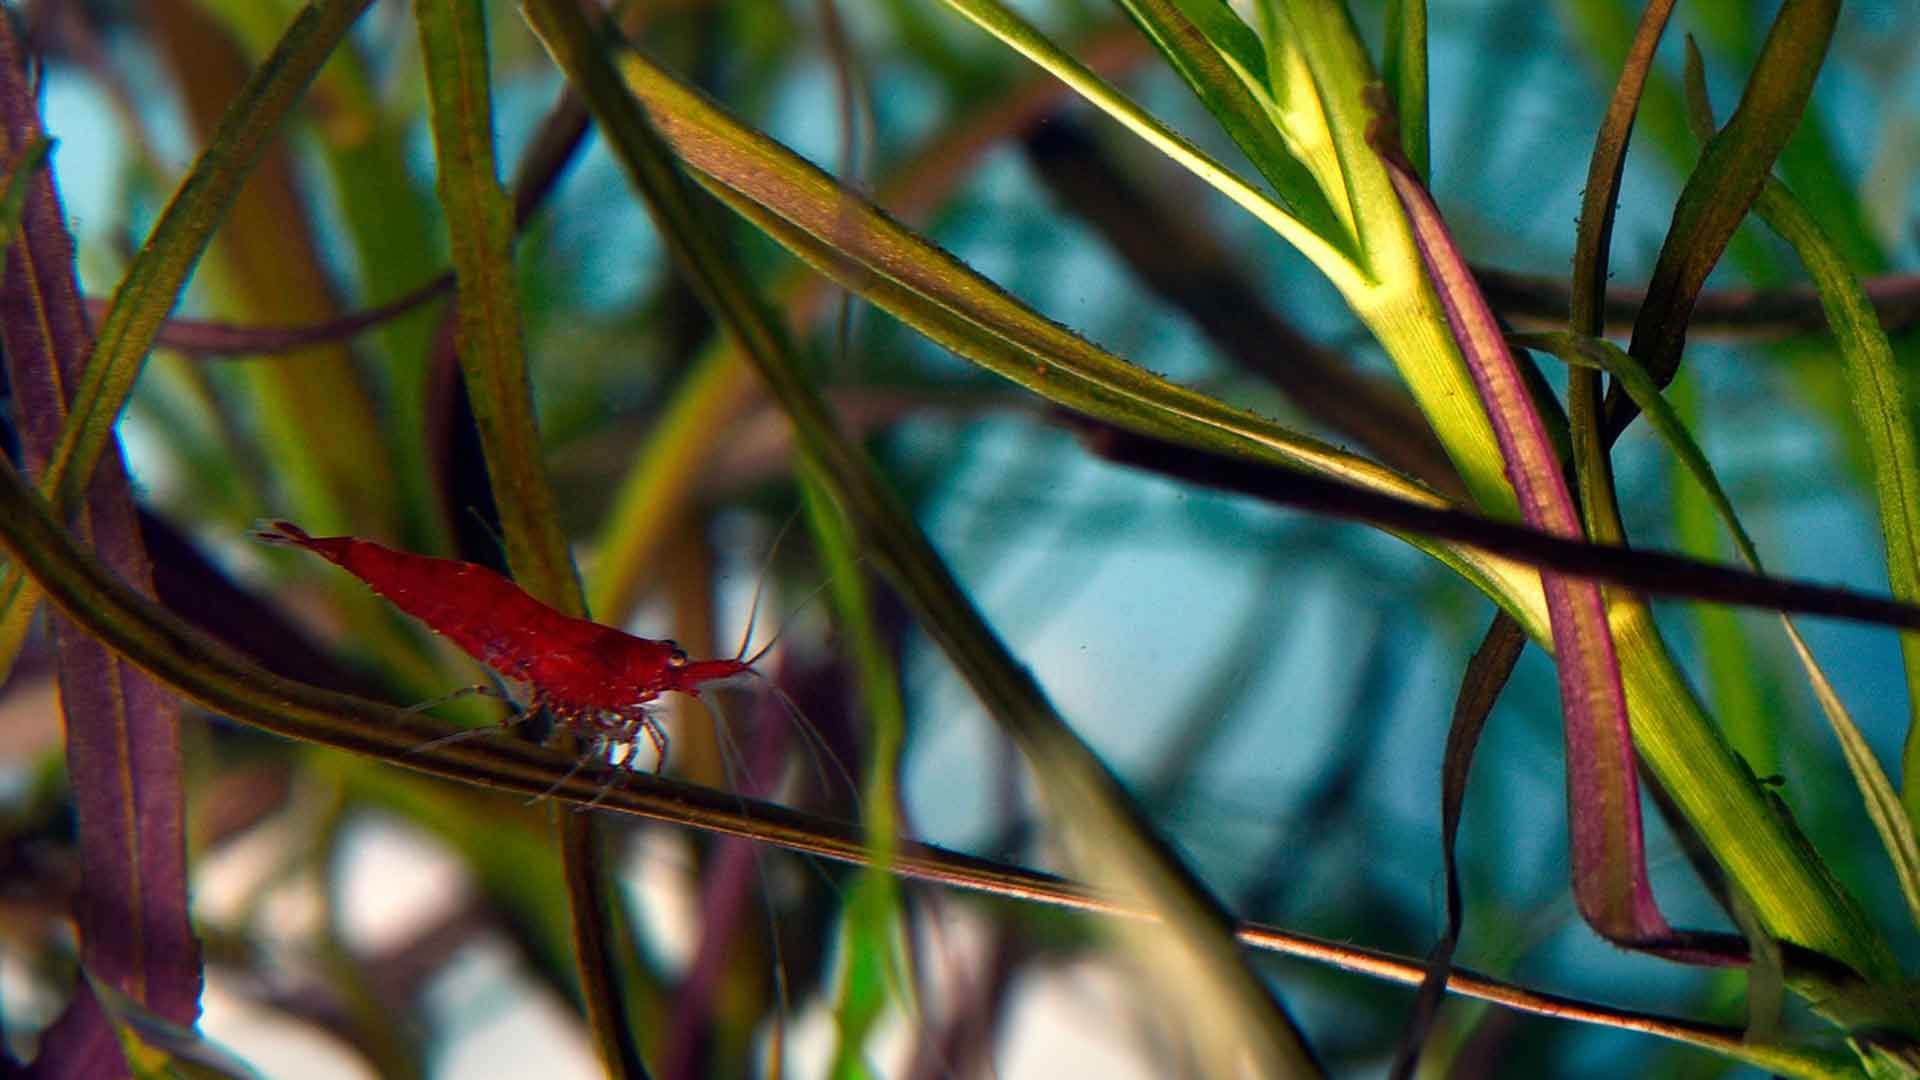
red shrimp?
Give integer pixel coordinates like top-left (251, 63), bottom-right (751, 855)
top-left (255, 520), bottom-right (753, 769)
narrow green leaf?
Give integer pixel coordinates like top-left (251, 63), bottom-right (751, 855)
top-left (1111, 0), bottom-right (1349, 247)
top-left (803, 471), bottom-right (913, 1078)
top-left (1748, 176), bottom-right (1920, 841)
top-left (935, 0), bottom-right (1359, 289)
top-left (518, 2), bottom-right (1325, 1071)
top-left (415, 0), bottom-right (576, 608)
top-left (1380, 0), bottom-right (1428, 180)
top-left (413, 3), bottom-right (639, 1075)
top-left (1614, 0), bottom-right (1837, 433)
top-left (1677, 40), bottom-right (1920, 913)
top-left (1670, 379), bottom-right (1776, 771)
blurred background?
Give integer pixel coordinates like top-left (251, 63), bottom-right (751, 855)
top-left (2, 0), bottom-right (1919, 1075)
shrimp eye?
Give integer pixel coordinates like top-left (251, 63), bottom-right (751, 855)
top-left (668, 649), bottom-right (689, 668)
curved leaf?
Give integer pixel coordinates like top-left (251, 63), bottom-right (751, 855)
top-left (935, 0), bottom-right (1358, 288)
top-left (1376, 131), bottom-right (1728, 960)
top-left (1525, 331), bottom-right (1920, 934)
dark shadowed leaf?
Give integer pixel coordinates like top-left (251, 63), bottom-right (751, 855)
top-left (1392, 612), bottom-right (1524, 1079)
top-left (0, 19), bottom-right (200, 1075)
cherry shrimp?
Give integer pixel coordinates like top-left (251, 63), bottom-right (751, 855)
top-left (254, 519), bottom-right (780, 774)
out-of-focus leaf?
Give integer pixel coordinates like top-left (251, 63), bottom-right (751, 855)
top-left (0, 0), bottom-right (375, 689)
top-left (40, 0), bottom-right (376, 512)
top-left (518, 2), bottom-right (1325, 1071)
top-left (803, 470), bottom-right (912, 1078)
top-left (148, 0), bottom-right (395, 537)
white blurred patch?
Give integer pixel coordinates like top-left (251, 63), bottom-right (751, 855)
top-left (998, 962), bottom-right (1160, 1080)
top-left (193, 811), bottom-right (325, 943)
top-left (621, 828), bottom-right (700, 975)
top-left (426, 940), bottom-right (601, 1080)
top-left (334, 816), bottom-right (469, 955)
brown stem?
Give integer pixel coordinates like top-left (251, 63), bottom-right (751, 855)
top-left (1480, 264), bottom-right (1920, 340)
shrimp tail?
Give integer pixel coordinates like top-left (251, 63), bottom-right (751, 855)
top-left (252, 519), bottom-right (315, 547)
top-left (252, 519), bottom-right (360, 573)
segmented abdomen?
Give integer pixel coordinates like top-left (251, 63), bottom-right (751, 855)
top-left (262, 521), bottom-right (599, 683)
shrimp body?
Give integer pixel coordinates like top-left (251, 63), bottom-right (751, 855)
top-left (257, 520), bottom-right (749, 763)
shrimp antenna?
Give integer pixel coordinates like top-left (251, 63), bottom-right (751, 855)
top-left (733, 508), bottom-right (805, 662)
top-left (748, 667), bottom-right (864, 812)
top-left (463, 505), bottom-right (510, 566)
top-left (738, 546), bottom-right (875, 670)
top-left (742, 577), bottom-right (838, 669)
